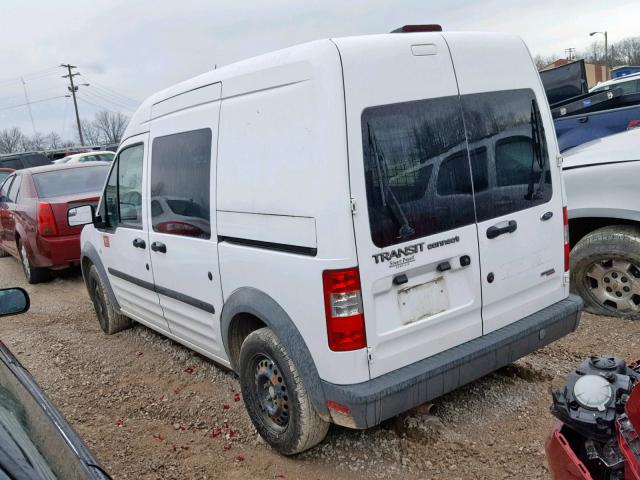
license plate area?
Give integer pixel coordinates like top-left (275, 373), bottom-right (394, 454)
top-left (397, 277), bottom-right (448, 325)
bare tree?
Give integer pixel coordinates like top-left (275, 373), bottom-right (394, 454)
top-left (534, 54), bottom-right (556, 71)
top-left (22, 132), bottom-right (46, 151)
top-left (0, 127), bottom-right (26, 154)
top-left (45, 132), bottom-right (63, 150)
top-left (93, 110), bottom-right (128, 144)
top-left (79, 119), bottom-right (102, 146)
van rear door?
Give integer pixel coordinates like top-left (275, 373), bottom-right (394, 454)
top-left (334, 34), bottom-right (483, 378)
top-left (445, 33), bottom-right (566, 334)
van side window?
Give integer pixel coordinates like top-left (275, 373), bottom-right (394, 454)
top-left (102, 144), bottom-right (144, 229)
top-left (118, 146), bottom-right (144, 229)
top-left (461, 88), bottom-right (552, 222)
top-left (150, 129), bottom-right (212, 239)
top-left (361, 96), bottom-right (475, 248)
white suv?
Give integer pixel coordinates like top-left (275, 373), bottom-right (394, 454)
top-left (71, 28), bottom-right (583, 454)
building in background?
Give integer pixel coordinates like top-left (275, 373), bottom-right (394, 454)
top-left (540, 59), bottom-right (608, 88)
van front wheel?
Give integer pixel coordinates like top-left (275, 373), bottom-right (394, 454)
top-left (88, 265), bottom-right (132, 334)
top-left (238, 328), bottom-right (329, 455)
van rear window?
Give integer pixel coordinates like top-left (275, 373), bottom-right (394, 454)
top-left (361, 89), bottom-right (552, 248)
top-left (361, 96), bottom-right (475, 248)
top-left (33, 166), bottom-right (109, 198)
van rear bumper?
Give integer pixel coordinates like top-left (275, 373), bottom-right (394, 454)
top-left (321, 294), bottom-right (583, 429)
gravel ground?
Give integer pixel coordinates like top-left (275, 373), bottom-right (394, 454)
top-left (1, 257), bottom-right (639, 479)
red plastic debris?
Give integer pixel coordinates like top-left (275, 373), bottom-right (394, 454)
top-left (135, 351), bottom-right (144, 357)
top-left (233, 393), bottom-right (241, 402)
top-left (275, 475), bottom-right (285, 479)
top-left (228, 430), bottom-right (236, 438)
top-left (223, 404), bottom-right (231, 410)
top-left (183, 366), bottom-right (196, 374)
top-left (223, 444), bottom-right (232, 451)
top-left (115, 418), bottom-right (126, 427)
top-left (208, 428), bottom-right (222, 438)
top-left (152, 433), bottom-right (165, 442)
top-left (235, 455), bottom-right (245, 462)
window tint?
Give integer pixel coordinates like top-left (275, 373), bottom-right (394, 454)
top-left (21, 154), bottom-right (50, 168)
top-left (118, 147), bottom-right (144, 228)
top-left (32, 166), bottom-right (109, 198)
top-left (362, 96), bottom-right (475, 248)
top-left (0, 176), bottom-right (15, 202)
top-left (0, 171), bottom-right (12, 185)
top-left (1, 158), bottom-right (22, 170)
top-left (461, 89), bottom-right (552, 222)
top-left (151, 129), bottom-right (212, 239)
top-left (7, 175), bottom-right (21, 203)
top-left (103, 161), bottom-right (119, 226)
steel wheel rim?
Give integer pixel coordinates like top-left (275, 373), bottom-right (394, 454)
top-left (20, 244), bottom-right (30, 281)
top-left (252, 354), bottom-right (289, 430)
top-left (584, 258), bottom-right (640, 313)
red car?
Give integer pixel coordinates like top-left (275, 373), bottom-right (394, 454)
top-left (0, 162), bottom-right (110, 283)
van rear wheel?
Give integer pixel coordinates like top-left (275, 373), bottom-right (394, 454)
top-left (238, 327), bottom-right (329, 455)
top-left (88, 265), bottom-right (132, 334)
top-left (571, 225), bottom-right (640, 320)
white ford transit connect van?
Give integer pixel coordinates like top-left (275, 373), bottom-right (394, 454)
top-left (73, 28), bottom-right (583, 454)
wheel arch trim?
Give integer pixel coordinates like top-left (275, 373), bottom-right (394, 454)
top-left (80, 243), bottom-right (121, 312)
top-left (220, 287), bottom-right (329, 417)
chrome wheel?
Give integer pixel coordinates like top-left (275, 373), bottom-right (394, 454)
top-left (585, 259), bottom-right (640, 314)
top-left (20, 244), bottom-right (31, 281)
top-left (253, 354), bottom-right (289, 430)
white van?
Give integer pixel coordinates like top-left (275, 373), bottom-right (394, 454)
top-left (73, 28), bottom-right (583, 454)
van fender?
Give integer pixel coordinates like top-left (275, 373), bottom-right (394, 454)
top-left (220, 287), bottom-right (329, 418)
top-left (80, 242), bottom-right (121, 312)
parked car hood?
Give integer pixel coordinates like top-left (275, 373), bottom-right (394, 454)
top-left (562, 127), bottom-right (640, 169)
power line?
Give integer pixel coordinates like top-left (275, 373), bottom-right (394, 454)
top-left (78, 74), bottom-right (140, 105)
top-left (0, 95), bottom-right (69, 112)
top-left (81, 89), bottom-right (135, 112)
top-left (77, 94), bottom-right (123, 114)
top-left (0, 66), bottom-right (59, 86)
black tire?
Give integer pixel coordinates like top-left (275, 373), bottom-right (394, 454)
top-left (88, 264), bottom-right (132, 334)
top-left (570, 225), bottom-right (640, 320)
top-left (239, 328), bottom-right (329, 455)
top-left (18, 240), bottom-right (50, 284)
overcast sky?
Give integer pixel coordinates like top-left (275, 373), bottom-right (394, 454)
top-left (1, 0), bottom-right (638, 139)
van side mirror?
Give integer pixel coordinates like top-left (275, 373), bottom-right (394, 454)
top-left (0, 288), bottom-right (29, 317)
top-left (68, 204), bottom-right (95, 227)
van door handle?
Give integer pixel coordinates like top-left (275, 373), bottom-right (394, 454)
top-left (486, 220), bottom-right (518, 239)
top-left (578, 116), bottom-right (588, 123)
top-left (541, 211), bottom-right (553, 221)
top-left (132, 238), bottom-right (146, 249)
top-left (150, 241), bottom-right (167, 253)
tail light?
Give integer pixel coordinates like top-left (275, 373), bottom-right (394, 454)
top-left (322, 267), bottom-right (367, 351)
top-left (627, 119), bottom-right (640, 130)
top-left (563, 206), bottom-right (570, 272)
top-left (37, 202), bottom-right (58, 237)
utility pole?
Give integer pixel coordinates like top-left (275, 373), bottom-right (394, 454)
top-left (589, 31), bottom-right (609, 79)
top-left (20, 77), bottom-right (36, 135)
top-left (564, 48), bottom-right (576, 61)
top-left (61, 64), bottom-right (84, 145)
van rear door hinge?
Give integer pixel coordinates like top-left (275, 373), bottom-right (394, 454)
top-left (556, 154), bottom-right (564, 167)
top-left (350, 198), bottom-right (357, 215)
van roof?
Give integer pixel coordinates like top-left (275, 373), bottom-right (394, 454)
top-left (123, 32), bottom-right (525, 141)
